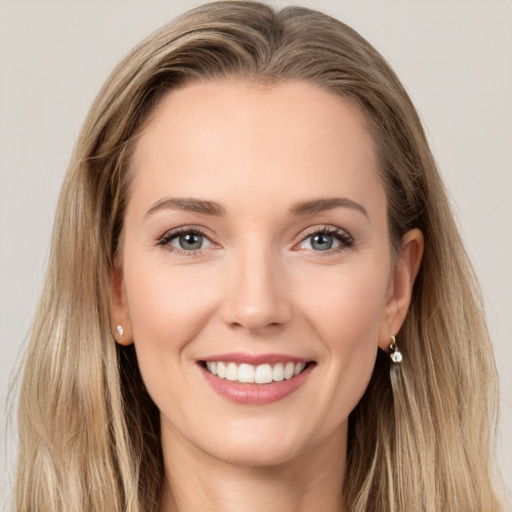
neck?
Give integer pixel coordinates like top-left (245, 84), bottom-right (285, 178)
top-left (158, 423), bottom-right (348, 512)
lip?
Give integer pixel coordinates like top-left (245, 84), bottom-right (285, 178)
top-left (198, 355), bottom-right (316, 405)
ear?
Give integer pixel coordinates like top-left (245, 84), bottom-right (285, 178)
top-left (110, 258), bottom-right (134, 346)
top-left (378, 228), bottom-right (424, 350)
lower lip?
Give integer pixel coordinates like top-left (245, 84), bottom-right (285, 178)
top-left (200, 363), bottom-right (315, 405)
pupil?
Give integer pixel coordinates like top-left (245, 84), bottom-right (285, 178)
top-left (312, 233), bottom-right (333, 250)
top-left (180, 233), bottom-right (202, 250)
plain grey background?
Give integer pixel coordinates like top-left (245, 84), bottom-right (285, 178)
top-left (1, 0), bottom-right (511, 507)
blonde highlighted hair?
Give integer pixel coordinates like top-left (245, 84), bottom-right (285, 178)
top-left (16, 2), bottom-right (503, 511)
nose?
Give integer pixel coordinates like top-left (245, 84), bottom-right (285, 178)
top-left (220, 242), bottom-right (293, 333)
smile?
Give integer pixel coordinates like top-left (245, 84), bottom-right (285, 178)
top-left (205, 361), bottom-right (307, 384)
top-left (199, 355), bottom-right (315, 405)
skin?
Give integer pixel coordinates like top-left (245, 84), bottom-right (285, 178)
top-left (111, 79), bottom-right (423, 512)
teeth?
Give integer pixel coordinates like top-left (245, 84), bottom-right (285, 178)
top-left (216, 361), bottom-right (226, 379)
top-left (254, 364), bottom-right (273, 384)
top-left (206, 361), bottom-right (218, 375)
top-left (284, 362), bottom-right (295, 380)
top-left (294, 362), bottom-right (306, 376)
top-left (205, 360), bottom-right (308, 383)
top-left (226, 362), bottom-right (238, 381)
top-left (273, 363), bottom-right (284, 382)
top-left (238, 363), bottom-right (255, 383)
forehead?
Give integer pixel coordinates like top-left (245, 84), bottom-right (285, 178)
top-left (130, 79), bottom-right (382, 215)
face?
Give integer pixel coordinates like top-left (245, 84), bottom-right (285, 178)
top-left (112, 79), bottom-right (418, 468)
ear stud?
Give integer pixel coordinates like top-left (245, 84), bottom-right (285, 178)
top-left (116, 325), bottom-right (124, 337)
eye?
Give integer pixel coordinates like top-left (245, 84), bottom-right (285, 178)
top-left (172, 232), bottom-right (205, 250)
top-left (305, 233), bottom-right (336, 251)
top-left (159, 228), bottom-right (214, 253)
top-left (298, 227), bottom-right (353, 252)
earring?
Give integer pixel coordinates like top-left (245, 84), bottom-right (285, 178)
top-left (389, 335), bottom-right (402, 363)
top-left (116, 325), bottom-right (124, 337)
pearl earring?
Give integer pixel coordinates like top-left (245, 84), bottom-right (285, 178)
top-left (116, 325), bottom-right (124, 337)
top-left (389, 335), bottom-right (402, 363)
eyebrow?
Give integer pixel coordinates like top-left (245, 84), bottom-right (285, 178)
top-left (145, 197), bottom-right (225, 217)
top-left (290, 197), bottom-right (368, 218)
top-left (144, 196), bottom-right (368, 219)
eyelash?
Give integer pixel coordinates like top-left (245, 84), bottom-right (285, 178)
top-left (158, 227), bottom-right (211, 257)
top-left (296, 226), bottom-right (354, 254)
top-left (157, 225), bottom-right (354, 256)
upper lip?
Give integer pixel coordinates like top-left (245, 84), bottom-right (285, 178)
top-left (199, 352), bottom-right (312, 365)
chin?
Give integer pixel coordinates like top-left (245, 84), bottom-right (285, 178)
top-left (209, 438), bottom-right (305, 468)
top-left (196, 418), bottom-right (318, 468)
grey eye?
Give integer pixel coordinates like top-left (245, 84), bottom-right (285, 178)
top-left (310, 233), bottom-right (334, 251)
top-left (172, 233), bottom-right (204, 250)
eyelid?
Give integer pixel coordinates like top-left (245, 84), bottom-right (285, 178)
top-left (293, 225), bottom-right (354, 251)
top-left (157, 225), bottom-right (219, 255)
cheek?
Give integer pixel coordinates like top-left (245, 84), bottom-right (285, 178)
top-left (292, 263), bottom-right (389, 419)
top-left (122, 259), bottom-right (226, 429)
top-left (125, 260), bottom-right (221, 348)
top-left (296, 261), bottom-right (390, 348)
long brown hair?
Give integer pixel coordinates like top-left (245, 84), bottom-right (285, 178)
top-left (16, 2), bottom-right (503, 510)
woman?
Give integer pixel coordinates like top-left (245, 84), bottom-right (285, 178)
top-left (15, 2), bottom-right (504, 511)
